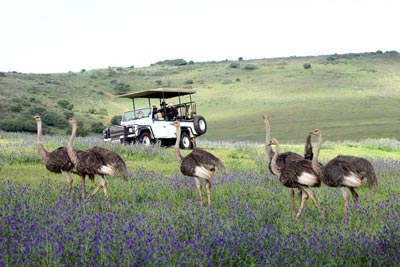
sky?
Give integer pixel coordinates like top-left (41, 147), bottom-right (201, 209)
top-left (1, 0), bottom-right (399, 74)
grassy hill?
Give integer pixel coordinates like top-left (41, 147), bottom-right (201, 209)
top-left (0, 51), bottom-right (399, 143)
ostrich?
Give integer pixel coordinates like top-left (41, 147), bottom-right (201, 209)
top-left (67, 117), bottom-right (128, 201)
top-left (268, 138), bottom-right (323, 218)
top-left (170, 121), bottom-right (227, 208)
top-left (262, 114), bottom-right (316, 214)
top-left (310, 129), bottom-right (378, 213)
top-left (33, 115), bottom-right (79, 196)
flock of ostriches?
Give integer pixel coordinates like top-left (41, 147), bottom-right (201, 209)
top-left (33, 114), bottom-right (377, 218)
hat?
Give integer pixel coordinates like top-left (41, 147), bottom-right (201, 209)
top-left (152, 105), bottom-right (157, 108)
top-left (161, 101), bottom-right (167, 105)
top-left (168, 103), bottom-right (174, 107)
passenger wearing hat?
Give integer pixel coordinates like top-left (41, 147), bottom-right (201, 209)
top-left (158, 102), bottom-right (168, 120)
top-left (166, 103), bottom-right (178, 121)
top-left (152, 105), bottom-right (158, 119)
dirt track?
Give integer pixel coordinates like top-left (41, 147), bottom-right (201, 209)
top-left (101, 91), bottom-right (129, 126)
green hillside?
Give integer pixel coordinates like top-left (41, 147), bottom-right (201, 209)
top-left (0, 52), bottom-right (399, 142)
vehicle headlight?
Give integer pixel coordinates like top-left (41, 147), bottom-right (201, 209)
top-left (128, 127), bottom-right (134, 133)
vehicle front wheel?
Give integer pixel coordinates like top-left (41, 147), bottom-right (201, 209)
top-left (139, 132), bottom-right (153, 146)
top-left (180, 132), bottom-right (193, 150)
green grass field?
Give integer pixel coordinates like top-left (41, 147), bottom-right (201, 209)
top-left (1, 52), bottom-right (399, 142)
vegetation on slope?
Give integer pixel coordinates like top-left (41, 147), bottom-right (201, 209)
top-left (0, 51), bottom-right (399, 142)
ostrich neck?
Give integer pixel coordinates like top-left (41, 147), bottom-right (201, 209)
top-left (270, 143), bottom-right (281, 176)
top-left (173, 126), bottom-right (183, 163)
top-left (36, 120), bottom-right (48, 162)
top-left (312, 134), bottom-right (322, 174)
top-left (264, 119), bottom-right (273, 160)
top-left (67, 122), bottom-right (79, 166)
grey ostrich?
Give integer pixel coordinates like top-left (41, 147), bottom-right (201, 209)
top-left (310, 129), bottom-right (378, 213)
top-left (34, 115), bottom-right (79, 196)
top-left (268, 138), bottom-right (323, 218)
top-left (67, 117), bottom-right (128, 201)
top-left (170, 121), bottom-right (227, 208)
top-left (262, 114), bottom-right (317, 214)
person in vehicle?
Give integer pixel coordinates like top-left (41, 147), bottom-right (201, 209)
top-left (158, 102), bottom-right (168, 120)
top-left (167, 103), bottom-right (178, 121)
top-left (137, 111), bottom-right (144, 119)
top-left (152, 105), bottom-right (158, 119)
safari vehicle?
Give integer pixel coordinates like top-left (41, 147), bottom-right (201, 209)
top-left (102, 88), bottom-right (207, 149)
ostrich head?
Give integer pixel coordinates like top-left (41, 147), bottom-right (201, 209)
top-left (33, 115), bottom-right (41, 122)
top-left (310, 129), bottom-right (321, 137)
top-left (267, 138), bottom-right (278, 147)
top-left (69, 117), bottom-right (78, 124)
top-left (262, 113), bottom-right (269, 122)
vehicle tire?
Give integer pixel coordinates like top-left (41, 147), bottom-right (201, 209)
top-left (139, 132), bottom-right (153, 146)
top-left (193, 115), bottom-right (207, 135)
top-left (180, 132), bottom-right (193, 150)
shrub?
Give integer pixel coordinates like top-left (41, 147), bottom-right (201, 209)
top-left (114, 83), bottom-right (131, 95)
top-left (57, 100), bottom-right (74, 110)
top-left (303, 63), bottom-right (312, 69)
top-left (244, 64), bottom-right (258, 70)
top-left (229, 62), bottom-right (240, 68)
top-left (111, 115), bottom-right (122, 125)
top-left (90, 122), bottom-right (105, 133)
top-left (154, 59), bottom-right (187, 66)
top-left (41, 111), bottom-right (68, 128)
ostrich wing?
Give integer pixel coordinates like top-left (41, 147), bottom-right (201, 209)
top-left (272, 152), bottom-right (303, 171)
top-left (280, 157), bottom-right (320, 187)
top-left (191, 149), bottom-right (227, 174)
top-left (45, 147), bottom-right (75, 173)
top-left (88, 147), bottom-right (128, 180)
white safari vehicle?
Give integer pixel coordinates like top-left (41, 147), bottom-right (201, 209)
top-left (102, 88), bottom-right (207, 149)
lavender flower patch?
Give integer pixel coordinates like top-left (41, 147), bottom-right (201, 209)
top-left (1, 161), bottom-right (399, 267)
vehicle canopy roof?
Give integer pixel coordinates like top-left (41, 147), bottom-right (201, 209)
top-left (119, 88), bottom-right (196, 99)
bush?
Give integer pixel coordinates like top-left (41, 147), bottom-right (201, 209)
top-left (0, 117), bottom-right (38, 133)
top-left (114, 83), bottom-right (131, 95)
top-left (57, 100), bottom-right (74, 110)
top-left (229, 62), bottom-right (240, 68)
top-left (154, 59), bottom-right (187, 66)
top-left (90, 122), bottom-right (105, 133)
top-left (111, 115), bottom-right (122, 125)
top-left (41, 111), bottom-right (68, 128)
top-left (303, 63), bottom-right (312, 69)
top-left (244, 64), bottom-right (258, 70)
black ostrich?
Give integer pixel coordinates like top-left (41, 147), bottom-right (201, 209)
top-left (310, 129), bottom-right (378, 213)
top-left (67, 117), bottom-right (128, 201)
top-left (170, 121), bottom-right (227, 208)
top-left (262, 114), bottom-right (318, 214)
top-left (34, 115), bottom-right (79, 196)
top-left (268, 138), bottom-right (323, 218)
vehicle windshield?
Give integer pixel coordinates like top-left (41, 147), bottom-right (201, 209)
top-left (122, 108), bottom-right (151, 122)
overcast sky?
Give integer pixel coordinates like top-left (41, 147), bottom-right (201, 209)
top-left (1, 0), bottom-right (398, 74)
